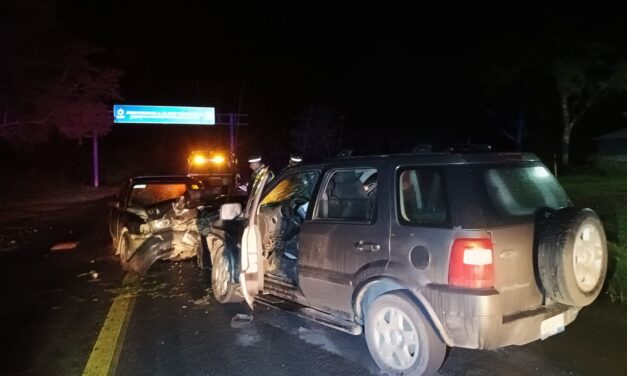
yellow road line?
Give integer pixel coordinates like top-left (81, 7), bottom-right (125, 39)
top-left (83, 273), bottom-right (137, 376)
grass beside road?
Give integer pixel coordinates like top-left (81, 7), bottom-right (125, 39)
top-left (559, 171), bottom-right (627, 302)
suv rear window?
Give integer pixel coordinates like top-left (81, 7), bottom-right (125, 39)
top-left (483, 165), bottom-right (569, 217)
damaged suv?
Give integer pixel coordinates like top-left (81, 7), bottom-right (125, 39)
top-left (109, 176), bottom-right (205, 274)
top-left (202, 152), bottom-right (608, 376)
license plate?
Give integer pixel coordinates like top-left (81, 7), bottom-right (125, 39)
top-left (541, 312), bottom-right (565, 340)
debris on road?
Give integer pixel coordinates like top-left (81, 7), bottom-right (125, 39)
top-left (231, 313), bottom-right (253, 328)
top-left (76, 270), bottom-right (99, 279)
top-left (51, 241), bottom-right (80, 251)
top-left (0, 225), bottom-right (37, 252)
top-left (192, 296), bottom-right (211, 306)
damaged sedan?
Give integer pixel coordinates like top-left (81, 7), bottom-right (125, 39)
top-left (109, 176), bottom-right (206, 275)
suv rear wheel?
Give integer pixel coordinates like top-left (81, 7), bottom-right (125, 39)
top-left (365, 292), bottom-right (446, 376)
top-left (537, 208), bottom-right (608, 307)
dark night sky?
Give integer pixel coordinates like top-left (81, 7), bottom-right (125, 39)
top-left (14, 1), bottom-right (627, 177)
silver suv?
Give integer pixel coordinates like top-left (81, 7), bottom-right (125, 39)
top-left (201, 152), bottom-right (608, 376)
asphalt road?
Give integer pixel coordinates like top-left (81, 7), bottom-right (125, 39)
top-left (1, 198), bottom-right (626, 376)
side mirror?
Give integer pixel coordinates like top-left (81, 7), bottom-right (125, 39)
top-left (108, 201), bottom-right (120, 209)
top-left (220, 203), bottom-right (242, 220)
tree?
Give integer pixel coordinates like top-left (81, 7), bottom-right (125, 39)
top-left (475, 36), bottom-right (627, 165)
top-left (473, 39), bottom-right (542, 152)
top-left (0, 1), bottom-right (122, 146)
top-left (553, 41), bottom-right (627, 167)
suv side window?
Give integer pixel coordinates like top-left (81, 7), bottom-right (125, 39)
top-left (314, 168), bottom-right (377, 222)
top-left (397, 168), bottom-right (448, 226)
top-left (260, 171), bottom-right (320, 218)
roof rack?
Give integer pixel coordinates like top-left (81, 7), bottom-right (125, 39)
top-left (335, 149), bottom-right (354, 158)
top-left (444, 144), bottom-right (492, 153)
top-left (411, 144), bottom-right (433, 153)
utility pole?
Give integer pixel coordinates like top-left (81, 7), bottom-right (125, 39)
top-left (215, 113), bottom-right (248, 160)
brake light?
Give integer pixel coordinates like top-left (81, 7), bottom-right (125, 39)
top-left (448, 238), bottom-right (494, 288)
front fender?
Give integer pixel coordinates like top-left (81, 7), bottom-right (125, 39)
top-left (206, 228), bottom-right (242, 283)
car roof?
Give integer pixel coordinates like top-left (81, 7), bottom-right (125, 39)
top-left (275, 152), bottom-right (542, 181)
top-left (315, 152), bottom-right (540, 167)
top-left (325, 152), bottom-right (539, 164)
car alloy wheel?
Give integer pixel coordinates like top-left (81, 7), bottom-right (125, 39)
top-left (365, 293), bottom-right (446, 376)
top-left (572, 223), bottom-right (604, 293)
top-left (211, 244), bottom-right (240, 303)
top-left (119, 233), bottom-right (131, 269)
top-left (213, 254), bottom-right (231, 297)
top-left (371, 305), bottom-right (420, 369)
top-left (537, 208), bottom-right (608, 307)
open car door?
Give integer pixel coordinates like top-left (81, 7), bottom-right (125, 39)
top-left (240, 167), bottom-right (271, 309)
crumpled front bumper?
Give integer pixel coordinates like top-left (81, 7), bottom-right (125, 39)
top-left (126, 229), bottom-right (199, 275)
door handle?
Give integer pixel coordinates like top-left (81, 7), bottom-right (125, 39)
top-left (354, 240), bottom-right (381, 252)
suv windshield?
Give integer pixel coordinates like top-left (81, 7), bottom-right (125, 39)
top-left (483, 165), bottom-right (569, 218)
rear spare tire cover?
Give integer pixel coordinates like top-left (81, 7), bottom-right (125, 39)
top-left (537, 208), bottom-right (607, 307)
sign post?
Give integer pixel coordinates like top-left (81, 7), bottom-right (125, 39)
top-left (93, 131), bottom-right (99, 188)
top-left (109, 105), bottom-right (247, 185)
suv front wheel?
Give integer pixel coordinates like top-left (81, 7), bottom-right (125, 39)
top-left (211, 243), bottom-right (240, 303)
top-left (365, 292), bottom-right (446, 376)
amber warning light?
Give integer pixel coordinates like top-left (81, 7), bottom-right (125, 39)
top-left (190, 152), bottom-right (225, 166)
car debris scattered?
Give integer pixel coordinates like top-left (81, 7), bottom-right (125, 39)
top-left (230, 313), bottom-right (253, 328)
top-left (192, 296), bottom-right (211, 306)
top-left (50, 241), bottom-right (80, 251)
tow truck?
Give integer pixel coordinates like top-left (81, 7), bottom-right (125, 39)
top-left (187, 150), bottom-right (246, 199)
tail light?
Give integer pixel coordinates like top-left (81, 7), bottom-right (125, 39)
top-left (448, 238), bottom-right (494, 288)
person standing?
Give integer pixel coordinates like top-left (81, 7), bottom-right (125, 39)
top-left (247, 154), bottom-right (274, 192)
top-left (287, 154), bottom-right (302, 168)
